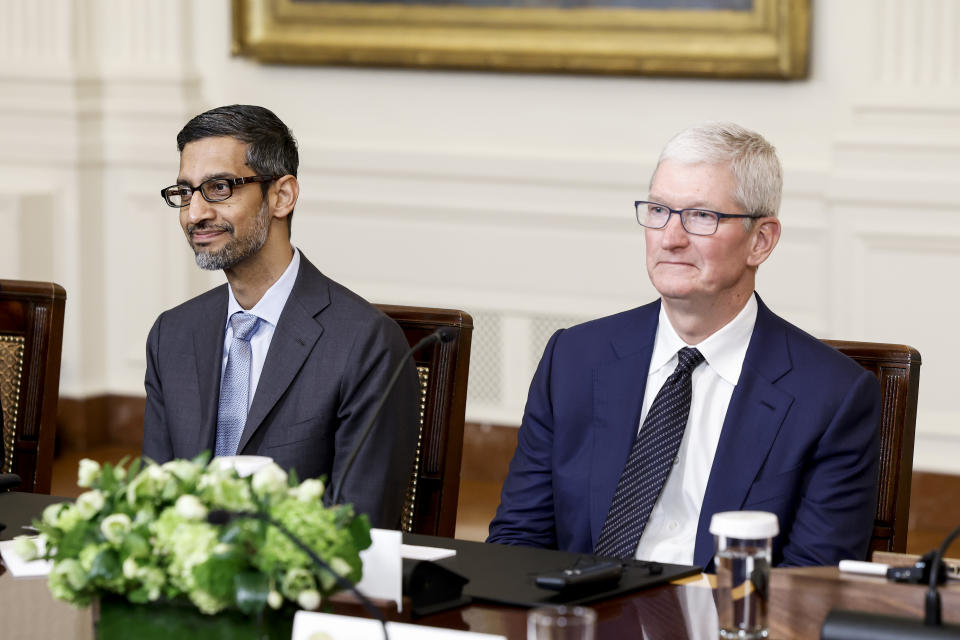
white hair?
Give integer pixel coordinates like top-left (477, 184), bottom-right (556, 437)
top-left (651, 122), bottom-right (782, 219)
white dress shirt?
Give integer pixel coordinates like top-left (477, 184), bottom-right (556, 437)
top-left (221, 248), bottom-right (301, 410)
top-left (633, 294), bottom-right (758, 565)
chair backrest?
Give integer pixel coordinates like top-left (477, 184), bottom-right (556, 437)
top-left (822, 340), bottom-right (921, 554)
top-left (376, 304), bottom-right (473, 538)
top-left (0, 280), bottom-right (66, 493)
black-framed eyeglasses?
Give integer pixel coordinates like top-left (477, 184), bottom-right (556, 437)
top-left (160, 176), bottom-right (279, 208)
top-left (634, 200), bottom-right (759, 236)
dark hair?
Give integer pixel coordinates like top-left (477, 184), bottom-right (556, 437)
top-left (177, 105), bottom-right (299, 234)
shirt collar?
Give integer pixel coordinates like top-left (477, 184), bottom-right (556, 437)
top-left (650, 293), bottom-right (758, 386)
top-left (225, 247), bottom-right (301, 329)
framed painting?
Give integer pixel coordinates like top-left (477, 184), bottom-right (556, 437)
top-left (232, 0), bottom-right (809, 78)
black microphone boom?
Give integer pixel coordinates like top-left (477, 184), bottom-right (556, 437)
top-left (331, 327), bottom-right (455, 506)
top-left (207, 509), bottom-right (390, 640)
top-left (822, 523), bottom-right (960, 640)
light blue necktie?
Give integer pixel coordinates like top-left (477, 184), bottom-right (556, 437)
top-left (215, 312), bottom-right (261, 457)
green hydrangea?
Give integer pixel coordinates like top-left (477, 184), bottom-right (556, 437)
top-left (27, 455), bottom-right (371, 619)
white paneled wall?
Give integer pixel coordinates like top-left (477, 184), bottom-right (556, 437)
top-left (0, 0), bottom-right (958, 472)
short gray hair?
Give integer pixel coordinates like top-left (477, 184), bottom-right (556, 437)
top-left (651, 122), bottom-right (782, 219)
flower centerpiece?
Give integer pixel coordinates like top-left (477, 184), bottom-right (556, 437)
top-left (13, 454), bottom-right (371, 638)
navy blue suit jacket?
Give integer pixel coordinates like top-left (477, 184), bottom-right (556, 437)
top-left (488, 295), bottom-right (881, 568)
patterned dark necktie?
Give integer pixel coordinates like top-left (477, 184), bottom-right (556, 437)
top-left (594, 347), bottom-right (705, 559)
top-left (215, 312), bottom-right (261, 457)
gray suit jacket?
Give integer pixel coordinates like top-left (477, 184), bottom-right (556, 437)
top-left (142, 253), bottom-right (419, 528)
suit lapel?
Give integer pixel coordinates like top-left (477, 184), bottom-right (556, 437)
top-left (588, 302), bottom-right (659, 548)
top-left (237, 257), bottom-right (329, 453)
top-left (693, 297), bottom-right (795, 568)
top-left (194, 287), bottom-right (229, 456)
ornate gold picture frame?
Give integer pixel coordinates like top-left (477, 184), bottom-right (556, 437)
top-left (232, 0), bottom-right (809, 78)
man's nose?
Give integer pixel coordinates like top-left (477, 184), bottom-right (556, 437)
top-left (661, 212), bottom-right (689, 247)
top-left (184, 194), bottom-right (215, 224)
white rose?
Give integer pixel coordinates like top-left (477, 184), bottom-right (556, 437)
top-left (122, 557), bottom-right (139, 579)
top-left (100, 513), bottom-right (132, 544)
top-left (251, 463), bottom-right (288, 497)
top-left (296, 478), bottom-right (325, 503)
top-left (267, 590), bottom-right (283, 610)
top-left (75, 490), bottom-right (106, 520)
top-left (162, 459), bottom-right (201, 484)
top-left (54, 558), bottom-right (87, 591)
top-left (329, 557), bottom-right (351, 577)
top-left (175, 494), bottom-right (208, 521)
top-left (42, 503), bottom-right (66, 527)
top-left (77, 458), bottom-right (101, 488)
top-left (297, 589), bottom-right (321, 610)
top-left (13, 536), bottom-right (38, 561)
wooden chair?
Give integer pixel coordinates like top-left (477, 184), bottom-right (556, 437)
top-left (376, 304), bottom-right (473, 538)
top-left (822, 340), bottom-right (921, 554)
top-left (0, 280), bottom-right (66, 494)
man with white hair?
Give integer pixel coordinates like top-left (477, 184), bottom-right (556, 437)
top-left (488, 123), bottom-right (881, 568)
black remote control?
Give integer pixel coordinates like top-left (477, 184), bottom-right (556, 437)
top-left (535, 560), bottom-right (623, 591)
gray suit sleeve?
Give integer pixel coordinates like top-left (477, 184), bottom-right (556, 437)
top-left (328, 314), bottom-right (419, 529)
top-left (142, 314), bottom-right (174, 464)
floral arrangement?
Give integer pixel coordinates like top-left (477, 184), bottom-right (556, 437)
top-left (13, 455), bottom-right (371, 617)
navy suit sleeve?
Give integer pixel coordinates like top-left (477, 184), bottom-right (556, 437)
top-left (780, 368), bottom-right (881, 566)
top-left (142, 314), bottom-right (174, 464)
top-left (487, 329), bottom-right (564, 549)
top-left (327, 313), bottom-right (419, 530)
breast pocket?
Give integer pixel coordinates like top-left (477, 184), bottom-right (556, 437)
top-left (744, 464), bottom-right (803, 508)
top-left (262, 416), bottom-right (325, 450)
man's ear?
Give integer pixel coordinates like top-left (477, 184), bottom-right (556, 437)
top-left (747, 217), bottom-right (781, 267)
top-left (270, 175), bottom-right (299, 221)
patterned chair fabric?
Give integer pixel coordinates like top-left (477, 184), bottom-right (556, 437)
top-left (0, 280), bottom-right (66, 493)
top-left (375, 304), bottom-right (472, 538)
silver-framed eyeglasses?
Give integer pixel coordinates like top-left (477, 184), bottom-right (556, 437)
top-left (634, 200), bottom-right (759, 236)
top-left (160, 175), bottom-right (279, 208)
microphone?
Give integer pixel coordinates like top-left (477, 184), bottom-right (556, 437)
top-left (207, 509), bottom-right (390, 640)
top-left (0, 473), bottom-right (22, 491)
top-left (822, 523), bottom-right (960, 639)
top-left (331, 327), bottom-right (456, 506)
top-left (925, 524), bottom-right (960, 626)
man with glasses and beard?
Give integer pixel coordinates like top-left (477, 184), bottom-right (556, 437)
top-left (489, 123), bottom-right (882, 568)
top-left (143, 105), bottom-right (418, 528)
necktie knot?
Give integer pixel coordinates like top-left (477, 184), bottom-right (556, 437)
top-left (676, 347), bottom-right (704, 374)
top-left (230, 312), bottom-right (261, 342)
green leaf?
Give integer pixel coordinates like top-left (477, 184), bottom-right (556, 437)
top-left (193, 450), bottom-right (212, 468)
top-left (347, 514), bottom-right (372, 551)
top-left (287, 468), bottom-right (300, 487)
top-left (99, 463), bottom-right (118, 493)
top-left (122, 533), bottom-right (150, 559)
top-left (125, 459), bottom-right (141, 483)
top-left (234, 571), bottom-right (269, 616)
top-left (89, 548), bottom-right (122, 582)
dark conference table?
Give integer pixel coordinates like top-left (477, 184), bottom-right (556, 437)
top-left (3, 491), bottom-right (959, 639)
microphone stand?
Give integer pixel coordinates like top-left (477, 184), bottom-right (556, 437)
top-left (925, 524), bottom-right (960, 626)
top-left (208, 509), bottom-right (390, 640)
top-left (331, 327), bottom-right (455, 506)
top-left (822, 524), bottom-right (960, 639)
